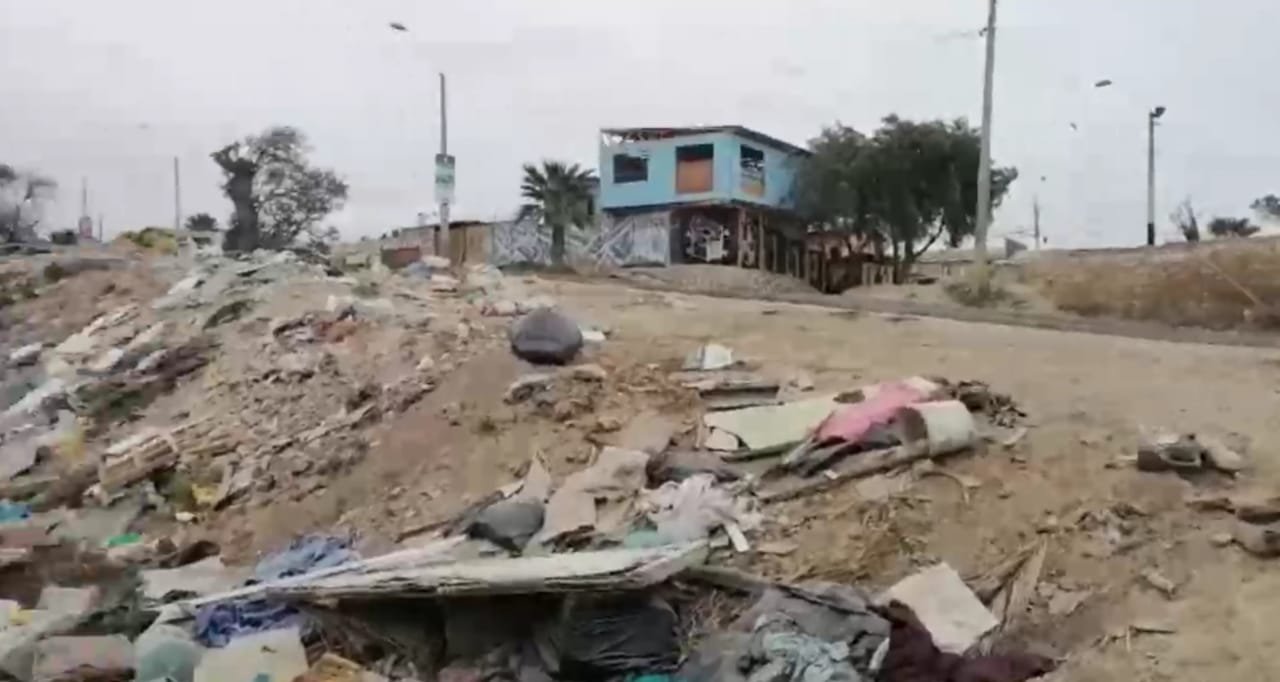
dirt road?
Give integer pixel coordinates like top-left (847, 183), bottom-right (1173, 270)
top-left (609, 266), bottom-right (1280, 349)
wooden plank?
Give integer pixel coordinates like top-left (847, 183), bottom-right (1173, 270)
top-left (759, 446), bottom-right (935, 503)
top-left (752, 212), bottom-right (762, 268)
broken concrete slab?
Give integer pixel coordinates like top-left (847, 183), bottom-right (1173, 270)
top-left (703, 395), bottom-right (838, 451)
top-left (33, 635), bottom-right (133, 682)
top-left (879, 562), bottom-right (998, 655)
top-left (193, 627), bottom-right (307, 682)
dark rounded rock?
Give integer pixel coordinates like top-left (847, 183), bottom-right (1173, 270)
top-left (510, 308), bottom-right (583, 365)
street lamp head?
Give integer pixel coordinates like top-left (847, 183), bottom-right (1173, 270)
top-left (1094, 79), bottom-right (1113, 88)
top-left (389, 22), bottom-right (408, 32)
top-left (1151, 106), bottom-right (1167, 119)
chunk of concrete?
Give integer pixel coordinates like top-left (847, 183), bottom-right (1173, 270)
top-left (193, 627), bottom-right (307, 682)
top-left (879, 562), bottom-right (998, 654)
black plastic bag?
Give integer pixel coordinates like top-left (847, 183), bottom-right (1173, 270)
top-left (546, 593), bottom-right (680, 678)
top-left (466, 499), bottom-right (545, 553)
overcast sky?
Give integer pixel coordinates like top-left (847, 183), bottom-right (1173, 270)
top-left (2, 0), bottom-right (1276, 247)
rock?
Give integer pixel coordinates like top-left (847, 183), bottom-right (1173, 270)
top-left (484, 299), bottom-right (519, 317)
top-left (1210, 532), bottom-right (1235, 547)
top-left (564, 363), bottom-right (607, 382)
top-left (581, 328), bottom-right (607, 343)
top-left (1139, 568), bottom-right (1178, 597)
top-left (510, 309), bottom-right (583, 365)
top-left (430, 274), bottom-right (460, 292)
top-left (1235, 521), bottom-right (1280, 557)
top-left (1201, 435), bottom-right (1248, 473)
top-left (416, 354), bottom-right (436, 372)
top-left (8, 343), bottom-right (42, 367)
top-left (505, 373), bottom-right (554, 404)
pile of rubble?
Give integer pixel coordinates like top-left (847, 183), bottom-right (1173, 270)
top-left (7, 245), bottom-right (1262, 681)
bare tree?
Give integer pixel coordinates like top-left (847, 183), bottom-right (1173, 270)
top-left (1170, 198), bottom-right (1200, 243)
top-left (211, 127), bottom-right (347, 252)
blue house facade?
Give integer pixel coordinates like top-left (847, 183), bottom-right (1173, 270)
top-left (593, 126), bottom-right (810, 269)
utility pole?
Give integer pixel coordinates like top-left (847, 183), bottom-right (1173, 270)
top-left (1146, 106), bottom-right (1166, 246)
top-left (437, 72), bottom-right (451, 264)
top-left (97, 214), bottom-right (103, 241)
top-left (1032, 196), bottom-right (1041, 250)
top-left (80, 178), bottom-right (88, 218)
top-left (973, 0), bottom-right (998, 284)
top-left (173, 156), bottom-right (182, 232)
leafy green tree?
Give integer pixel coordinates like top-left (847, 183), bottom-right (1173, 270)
top-left (1207, 216), bottom-right (1259, 238)
top-left (211, 126), bottom-right (347, 252)
top-left (184, 212), bottom-right (219, 232)
top-left (794, 116), bottom-right (1017, 281)
top-left (517, 161), bottom-right (597, 266)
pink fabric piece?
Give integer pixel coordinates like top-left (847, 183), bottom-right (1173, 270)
top-left (814, 382), bottom-right (931, 443)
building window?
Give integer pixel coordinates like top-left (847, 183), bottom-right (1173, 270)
top-left (612, 153), bottom-right (648, 184)
top-left (740, 145), bottom-right (765, 197)
top-left (675, 144), bottom-right (714, 194)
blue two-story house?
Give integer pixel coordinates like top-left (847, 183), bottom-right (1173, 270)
top-left (594, 126), bottom-right (810, 269)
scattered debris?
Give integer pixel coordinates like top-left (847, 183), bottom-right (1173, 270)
top-left (1139, 567), bottom-right (1179, 598)
top-left (1234, 521), bottom-right (1280, 557)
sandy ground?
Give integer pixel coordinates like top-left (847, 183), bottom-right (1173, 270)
top-left (188, 273), bottom-right (1280, 680)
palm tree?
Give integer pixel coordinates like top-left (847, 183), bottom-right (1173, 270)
top-left (517, 161), bottom-right (597, 266)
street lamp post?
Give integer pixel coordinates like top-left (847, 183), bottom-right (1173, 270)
top-left (390, 22), bottom-right (452, 263)
top-left (1147, 106), bottom-right (1166, 246)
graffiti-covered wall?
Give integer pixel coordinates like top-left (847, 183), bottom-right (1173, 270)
top-left (585, 210), bottom-right (671, 267)
top-left (489, 218), bottom-right (600, 267)
top-left (489, 210), bottom-right (672, 268)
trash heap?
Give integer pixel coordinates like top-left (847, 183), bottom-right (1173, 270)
top-left (0, 253), bottom-right (1065, 682)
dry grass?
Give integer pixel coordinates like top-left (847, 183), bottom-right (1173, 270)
top-left (1024, 239), bottom-right (1280, 330)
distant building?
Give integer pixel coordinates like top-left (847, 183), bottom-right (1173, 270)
top-left (594, 126), bottom-right (811, 269)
